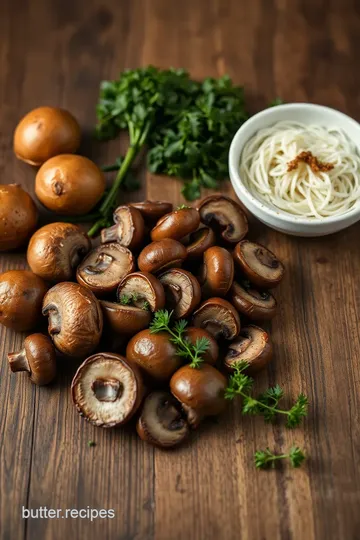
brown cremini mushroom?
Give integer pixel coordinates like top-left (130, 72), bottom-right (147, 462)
top-left (101, 205), bottom-right (145, 250)
top-left (185, 227), bottom-right (216, 260)
top-left (42, 282), bottom-right (103, 357)
top-left (170, 364), bottom-right (227, 427)
top-left (183, 327), bottom-right (218, 366)
top-left (224, 325), bottom-right (273, 374)
top-left (126, 330), bottom-right (182, 383)
top-left (117, 272), bottom-right (165, 312)
top-left (192, 298), bottom-right (240, 340)
top-left (0, 185), bottom-right (38, 251)
top-left (76, 243), bottom-right (135, 297)
top-left (72, 353), bottom-right (144, 428)
top-left (101, 301), bottom-right (151, 336)
top-left (8, 334), bottom-right (56, 385)
top-left (233, 240), bottom-right (284, 288)
top-left (230, 280), bottom-right (277, 320)
top-left (158, 268), bottom-right (201, 319)
top-left (27, 222), bottom-right (91, 282)
top-left (151, 207), bottom-right (200, 242)
top-left (0, 270), bottom-right (48, 331)
top-left (199, 246), bottom-right (234, 298)
top-left (129, 201), bottom-right (173, 225)
top-left (197, 195), bottom-right (248, 243)
top-left (14, 106), bottom-right (81, 166)
top-left (35, 154), bottom-right (105, 215)
top-left (136, 391), bottom-right (189, 448)
top-left (138, 239), bottom-right (187, 274)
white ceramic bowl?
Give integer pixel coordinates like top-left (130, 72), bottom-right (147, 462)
top-left (228, 103), bottom-right (360, 236)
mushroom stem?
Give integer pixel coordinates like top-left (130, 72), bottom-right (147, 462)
top-left (101, 224), bottom-right (119, 243)
top-left (84, 253), bottom-right (114, 274)
top-left (158, 398), bottom-right (185, 431)
top-left (8, 349), bottom-right (30, 373)
top-left (181, 403), bottom-right (203, 428)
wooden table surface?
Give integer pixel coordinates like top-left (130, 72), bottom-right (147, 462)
top-left (1, 1), bottom-right (360, 539)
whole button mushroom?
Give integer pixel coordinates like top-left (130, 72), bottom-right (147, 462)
top-left (158, 268), bottom-right (201, 319)
top-left (14, 106), bottom-right (81, 166)
top-left (0, 270), bottom-right (48, 331)
top-left (8, 334), bottom-right (56, 385)
top-left (192, 297), bottom-right (240, 340)
top-left (224, 325), bottom-right (273, 374)
top-left (117, 272), bottom-right (165, 312)
top-left (0, 185), bottom-right (38, 251)
top-left (136, 392), bottom-right (189, 448)
top-left (233, 240), bottom-right (285, 289)
top-left (138, 239), bottom-right (187, 274)
top-left (183, 327), bottom-right (219, 366)
top-left (151, 206), bottom-right (200, 242)
top-left (72, 353), bottom-right (144, 428)
top-left (35, 154), bottom-right (105, 215)
top-left (230, 280), bottom-right (277, 320)
top-left (197, 195), bottom-right (248, 243)
top-left (199, 246), bottom-right (234, 298)
top-left (101, 301), bottom-right (151, 337)
top-left (27, 222), bottom-right (91, 283)
top-left (42, 282), bottom-right (103, 357)
top-left (170, 364), bottom-right (228, 428)
top-left (129, 201), bottom-right (173, 225)
top-left (101, 206), bottom-right (145, 250)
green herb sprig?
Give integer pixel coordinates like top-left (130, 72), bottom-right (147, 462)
top-left (254, 446), bottom-right (306, 469)
top-left (150, 310), bottom-right (209, 368)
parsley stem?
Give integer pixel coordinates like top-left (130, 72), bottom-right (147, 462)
top-left (236, 390), bottom-right (292, 417)
top-left (153, 321), bottom-right (202, 368)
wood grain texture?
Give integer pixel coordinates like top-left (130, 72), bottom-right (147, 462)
top-left (0, 0), bottom-right (359, 539)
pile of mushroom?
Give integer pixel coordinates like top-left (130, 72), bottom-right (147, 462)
top-left (0, 106), bottom-right (286, 450)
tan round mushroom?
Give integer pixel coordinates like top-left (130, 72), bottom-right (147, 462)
top-left (101, 205), bottom-right (145, 250)
top-left (158, 268), bottom-right (201, 319)
top-left (117, 272), bottom-right (165, 312)
top-left (233, 240), bottom-right (284, 288)
top-left (0, 185), bottom-right (38, 251)
top-left (197, 195), bottom-right (248, 243)
top-left (224, 325), bottom-right (273, 374)
top-left (192, 297), bottom-right (240, 340)
top-left (8, 334), bottom-right (56, 385)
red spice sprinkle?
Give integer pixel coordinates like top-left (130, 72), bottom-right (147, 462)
top-left (287, 151), bottom-right (334, 173)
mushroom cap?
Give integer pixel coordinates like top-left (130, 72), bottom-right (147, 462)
top-left (170, 364), bottom-right (227, 427)
top-left (101, 205), bottom-right (145, 250)
top-left (42, 282), bottom-right (103, 357)
top-left (186, 227), bottom-right (216, 260)
top-left (197, 195), bottom-right (248, 243)
top-left (14, 106), bottom-right (81, 166)
top-left (117, 272), bottom-right (165, 312)
top-left (200, 246), bottom-right (234, 298)
top-left (0, 184), bottom-right (38, 251)
top-left (129, 200), bottom-right (173, 224)
top-left (224, 325), bottom-right (273, 374)
top-left (158, 268), bottom-right (201, 319)
top-left (35, 154), bottom-right (105, 215)
top-left (101, 301), bottom-right (151, 336)
top-left (138, 239), bottom-right (187, 274)
top-left (27, 222), bottom-right (91, 282)
top-left (77, 243), bottom-right (135, 296)
top-left (72, 353), bottom-right (144, 428)
top-left (24, 334), bottom-right (57, 385)
top-left (126, 330), bottom-right (182, 383)
top-left (233, 240), bottom-right (285, 288)
top-left (136, 392), bottom-right (189, 448)
top-left (183, 327), bottom-right (219, 366)
top-left (151, 207), bottom-right (200, 242)
top-left (192, 297), bottom-right (241, 340)
top-left (230, 280), bottom-right (277, 320)
top-left (0, 270), bottom-right (48, 331)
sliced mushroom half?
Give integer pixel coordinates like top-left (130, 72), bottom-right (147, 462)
top-left (197, 195), bottom-right (248, 243)
top-left (158, 268), bottom-right (201, 319)
top-left (72, 353), bottom-right (144, 427)
top-left (185, 227), bottom-right (216, 259)
top-left (192, 298), bottom-right (240, 340)
top-left (130, 201), bottom-right (173, 224)
top-left (224, 325), bottom-right (273, 374)
top-left (117, 272), bottom-right (165, 312)
top-left (151, 207), bottom-right (200, 242)
top-left (199, 246), bottom-right (234, 298)
top-left (136, 391), bottom-right (189, 448)
top-left (138, 239), bottom-right (187, 274)
top-left (101, 301), bottom-right (151, 336)
top-left (233, 240), bottom-right (284, 288)
top-left (230, 280), bottom-right (277, 320)
top-left (101, 205), bottom-right (145, 250)
top-left (77, 243), bottom-right (135, 296)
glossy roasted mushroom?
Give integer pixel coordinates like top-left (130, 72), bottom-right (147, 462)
top-left (129, 201), bottom-right (173, 225)
top-left (117, 272), bottom-right (165, 312)
top-left (230, 280), bottom-right (277, 320)
top-left (76, 243), bottom-right (135, 296)
top-left (136, 392), bottom-right (189, 448)
top-left (192, 298), bottom-right (240, 340)
top-left (27, 223), bottom-right (91, 282)
top-left (151, 207), bottom-right (200, 242)
top-left (0, 185), bottom-right (38, 251)
top-left (183, 327), bottom-right (218, 366)
top-left (170, 364), bottom-right (227, 427)
top-left (185, 227), bottom-right (216, 260)
top-left (42, 282), bottom-right (103, 357)
top-left (72, 353), bottom-right (144, 427)
top-left (224, 325), bottom-right (273, 374)
top-left (233, 240), bottom-right (284, 288)
top-left (199, 246), bottom-right (234, 298)
top-left (8, 334), bottom-right (56, 386)
top-left (101, 205), bottom-right (145, 250)
top-left (138, 239), bottom-right (187, 274)
top-left (101, 301), bottom-right (151, 336)
top-left (198, 195), bottom-right (248, 243)
top-left (158, 269), bottom-right (201, 319)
